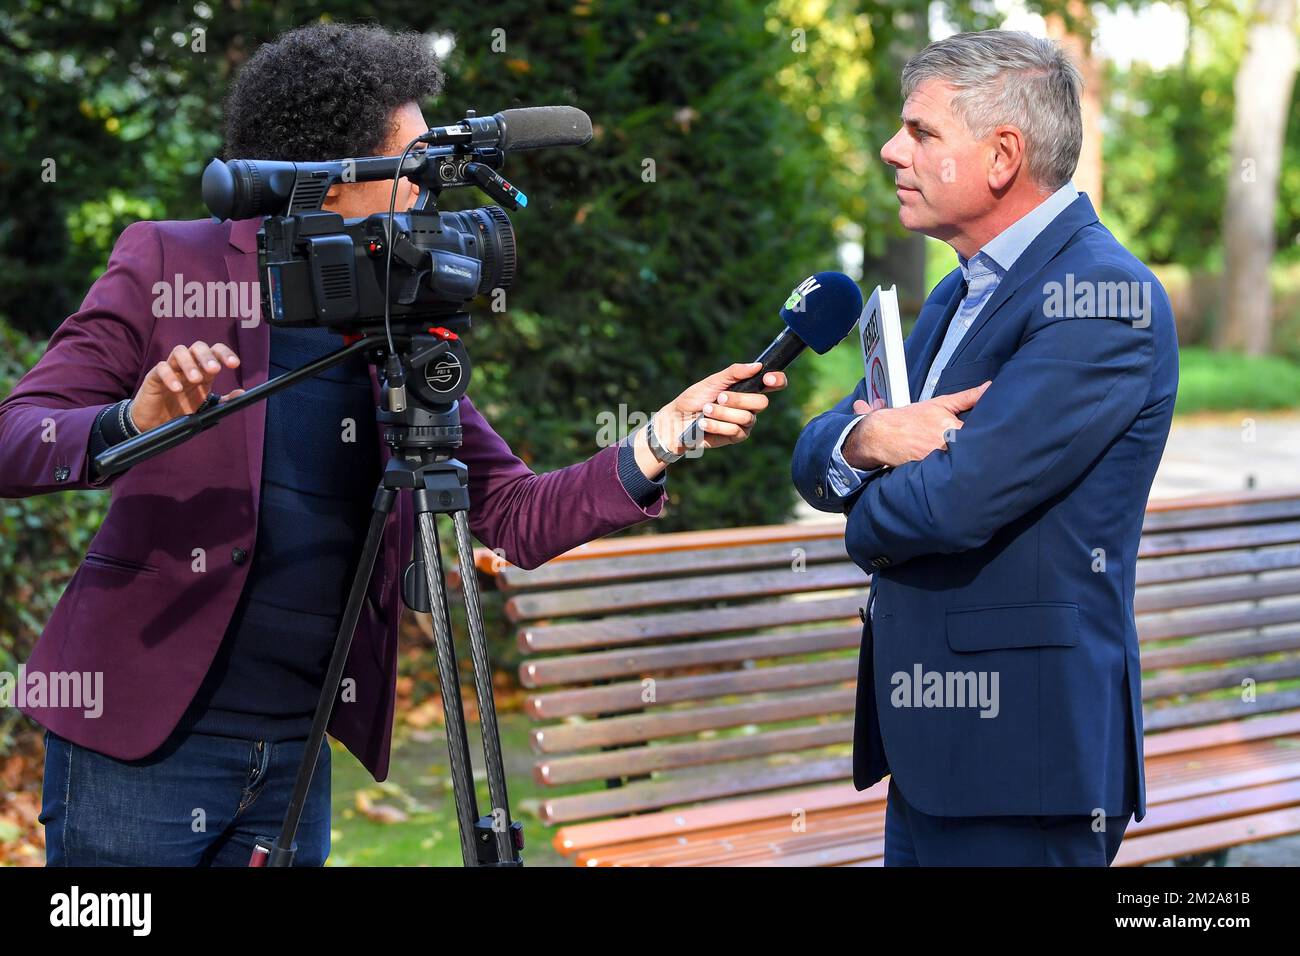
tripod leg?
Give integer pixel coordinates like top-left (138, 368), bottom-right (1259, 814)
top-left (260, 485), bottom-right (397, 867)
top-left (451, 509), bottom-right (518, 864)
top-left (415, 510), bottom-right (482, 866)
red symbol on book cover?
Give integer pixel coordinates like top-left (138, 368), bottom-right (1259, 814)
top-left (869, 356), bottom-right (888, 404)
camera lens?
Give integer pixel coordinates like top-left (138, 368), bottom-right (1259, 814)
top-left (445, 206), bottom-right (516, 295)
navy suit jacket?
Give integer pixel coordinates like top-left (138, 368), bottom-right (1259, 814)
top-left (792, 194), bottom-right (1177, 821)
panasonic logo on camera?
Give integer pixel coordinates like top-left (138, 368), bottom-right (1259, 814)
top-left (439, 263), bottom-right (473, 279)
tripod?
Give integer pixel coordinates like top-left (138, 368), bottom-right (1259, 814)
top-left (94, 320), bottom-right (523, 867)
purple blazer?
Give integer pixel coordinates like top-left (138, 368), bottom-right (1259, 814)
top-left (0, 216), bottom-right (664, 780)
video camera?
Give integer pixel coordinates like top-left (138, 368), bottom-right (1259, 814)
top-left (200, 105), bottom-right (592, 334)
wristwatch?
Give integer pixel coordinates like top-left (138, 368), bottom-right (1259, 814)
top-left (645, 415), bottom-right (685, 465)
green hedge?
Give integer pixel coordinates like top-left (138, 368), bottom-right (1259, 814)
top-left (0, 321), bottom-right (107, 747)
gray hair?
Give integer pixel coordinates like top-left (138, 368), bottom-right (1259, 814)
top-left (901, 30), bottom-right (1083, 191)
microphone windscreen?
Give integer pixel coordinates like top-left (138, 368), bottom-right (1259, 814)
top-left (494, 106), bottom-right (593, 151)
top-left (779, 272), bottom-right (863, 354)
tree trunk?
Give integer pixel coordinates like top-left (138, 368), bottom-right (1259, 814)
top-left (1218, 0), bottom-right (1299, 355)
top-left (864, 0), bottom-right (928, 312)
top-left (1047, 1), bottom-right (1103, 210)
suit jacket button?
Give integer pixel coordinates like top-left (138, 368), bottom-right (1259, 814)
top-left (54, 464), bottom-right (71, 482)
top-left (232, 547), bottom-right (248, 565)
top-left (815, 482), bottom-right (825, 498)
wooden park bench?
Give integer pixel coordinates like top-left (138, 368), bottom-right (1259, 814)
top-left (474, 488), bottom-right (1300, 866)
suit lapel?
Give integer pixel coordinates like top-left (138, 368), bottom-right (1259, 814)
top-left (946, 192), bottom-right (1101, 367)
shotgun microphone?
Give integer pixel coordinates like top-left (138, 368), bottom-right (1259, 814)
top-left (678, 271), bottom-right (863, 450)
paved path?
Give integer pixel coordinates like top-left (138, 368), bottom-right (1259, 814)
top-left (1148, 412), bottom-right (1300, 499)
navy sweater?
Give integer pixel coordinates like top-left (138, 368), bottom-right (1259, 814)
top-left (181, 324), bottom-right (381, 740)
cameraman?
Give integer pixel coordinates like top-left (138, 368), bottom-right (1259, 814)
top-left (0, 23), bottom-right (785, 866)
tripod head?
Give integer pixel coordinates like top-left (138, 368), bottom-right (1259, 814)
top-left (374, 319), bottom-right (471, 463)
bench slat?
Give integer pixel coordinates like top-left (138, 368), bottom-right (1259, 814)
top-left (533, 688), bottom-right (857, 753)
top-left (1140, 496), bottom-right (1300, 532)
top-left (499, 538), bottom-right (851, 591)
top-left (1143, 656), bottom-right (1300, 701)
top-left (1137, 600), bottom-right (1300, 642)
top-left (1144, 688), bottom-right (1300, 732)
top-left (541, 756), bottom-right (852, 824)
top-left (523, 600), bottom-right (1300, 716)
top-left (521, 625), bottom-right (860, 689)
top-left (1135, 571), bottom-right (1300, 613)
top-left (512, 558), bottom-right (1300, 623)
top-left (1136, 546), bottom-right (1300, 586)
top-left (1115, 806), bottom-right (1300, 866)
top-left (1140, 626), bottom-right (1300, 671)
top-left (520, 594), bottom-right (865, 653)
top-left (507, 563), bottom-right (866, 621)
top-left (553, 781), bottom-right (874, 855)
top-left (479, 491), bottom-right (1300, 584)
top-left (537, 721), bottom-right (853, 786)
top-left (1138, 521), bottom-right (1300, 559)
top-left (525, 658), bottom-right (856, 720)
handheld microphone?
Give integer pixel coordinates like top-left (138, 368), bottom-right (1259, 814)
top-left (678, 271), bottom-right (863, 451)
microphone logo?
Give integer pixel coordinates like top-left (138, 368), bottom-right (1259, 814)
top-left (783, 275), bottom-right (822, 312)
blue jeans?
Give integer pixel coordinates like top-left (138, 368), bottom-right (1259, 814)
top-left (40, 729), bottom-right (331, 867)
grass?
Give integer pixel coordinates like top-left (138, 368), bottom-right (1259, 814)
top-left (327, 710), bottom-right (576, 867)
top-left (800, 336), bottom-right (1300, 421)
top-left (1174, 346), bottom-right (1300, 414)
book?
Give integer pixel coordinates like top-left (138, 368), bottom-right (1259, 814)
top-left (858, 284), bottom-right (910, 408)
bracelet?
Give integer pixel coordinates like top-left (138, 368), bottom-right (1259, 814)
top-left (645, 415), bottom-right (684, 465)
top-left (119, 399), bottom-right (141, 438)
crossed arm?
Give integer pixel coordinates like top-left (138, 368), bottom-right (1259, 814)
top-left (796, 308), bottom-right (1156, 570)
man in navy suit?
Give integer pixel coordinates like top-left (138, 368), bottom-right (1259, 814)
top-left (792, 30), bottom-right (1178, 865)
